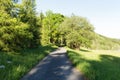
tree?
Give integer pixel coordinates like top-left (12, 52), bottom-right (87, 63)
top-left (59, 15), bottom-right (94, 49)
top-left (41, 11), bottom-right (64, 45)
top-left (18, 0), bottom-right (40, 48)
top-left (0, 0), bottom-right (40, 51)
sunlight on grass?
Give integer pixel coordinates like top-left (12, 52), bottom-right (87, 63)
top-left (67, 48), bottom-right (120, 80)
top-left (0, 45), bottom-right (57, 80)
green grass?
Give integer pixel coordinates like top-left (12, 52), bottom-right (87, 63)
top-left (67, 48), bottom-right (120, 80)
top-left (0, 45), bottom-right (57, 80)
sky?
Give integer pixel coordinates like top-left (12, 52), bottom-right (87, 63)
top-left (36, 0), bottom-right (120, 39)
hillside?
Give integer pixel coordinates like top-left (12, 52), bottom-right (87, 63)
top-left (91, 33), bottom-right (120, 50)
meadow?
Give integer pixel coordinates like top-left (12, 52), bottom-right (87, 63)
top-left (0, 45), bottom-right (57, 80)
top-left (67, 48), bottom-right (120, 80)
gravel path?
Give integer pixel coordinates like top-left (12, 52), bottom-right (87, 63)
top-left (21, 47), bottom-right (84, 80)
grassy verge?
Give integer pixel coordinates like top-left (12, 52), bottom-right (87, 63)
top-left (67, 48), bottom-right (120, 80)
top-left (0, 45), bottom-right (57, 80)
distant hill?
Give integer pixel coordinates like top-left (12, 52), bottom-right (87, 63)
top-left (91, 33), bottom-right (120, 50)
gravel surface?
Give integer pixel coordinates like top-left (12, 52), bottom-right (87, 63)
top-left (21, 47), bottom-right (84, 80)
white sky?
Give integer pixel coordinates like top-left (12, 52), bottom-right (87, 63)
top-left (36, 0), bottom-right (120, 39)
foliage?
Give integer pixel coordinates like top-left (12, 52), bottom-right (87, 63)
top-left (18, 0), bottom-right (40, 48)
top-left (0, 0), bottom-right (40, 51)
top-left (67, 48), bottom-right (120, 80)
top-left (41, 11), bottom-right (64, 45)
top-left (59, 15), bottom-right (94, 49)
top-left (91, 33), bottom-right (120, 50)
top-left (40, 11), bottom-right (120, 50)
top-left (0, 22), bottom-right (33, 51)
top-left (66, 31), bottom-right (85, 49)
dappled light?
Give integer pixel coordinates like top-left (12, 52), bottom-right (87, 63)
top-left (1, 0), bottom-right (120, 80)
top-left (0, 45), bottom-right (57, 80)
top-left (21, 48), bottom-right (84, 80)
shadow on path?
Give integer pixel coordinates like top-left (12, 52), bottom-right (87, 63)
top-left (21, 48), bottom-right (84, 80)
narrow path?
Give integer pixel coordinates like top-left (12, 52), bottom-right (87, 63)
top-left (21, 48), bottom-right (84, 80)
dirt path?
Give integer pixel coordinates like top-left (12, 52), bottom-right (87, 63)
top-left (21, 47), bottom-right (84, 80)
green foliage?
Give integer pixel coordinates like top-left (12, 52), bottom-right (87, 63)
top-left (1, 0), bottom-right (119, 51)
top-left (59, 15), bottom-right (94, 49)
top-left (66, 31), bottom-right (84, 49)
top-left (18, 0), bottom-right (40, 48)
top-left (91, 34), bottom-right (120, 50)
top-left (41, 11), bottom-right (64, 45)
top-left (40, 12), bottom-right (120, 50)
top-left (0, 0), bottom-right (13, 14)
top-left (0, 21), bottom-right (33, 51)
top-left (18, 0), bottom-right (36, 23)
top-left (67, 48), bottom-right (120, 80)
top-left (0, 0), bottom-right (40, 51)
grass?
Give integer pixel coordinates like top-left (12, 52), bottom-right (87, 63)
top-left (0, 45), bottom-right (57, 80)
top-left (67, 48), bottom-right (120, 80)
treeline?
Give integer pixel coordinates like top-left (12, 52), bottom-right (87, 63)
top-left (40, 12), bottom-right (94, 49)
top-left (35, 11), bottom-right (120, 50)
top-left (91, 34), bottom-right (120, 50)
top-left (0, 0), bottom-right (40, 51)
top-left (1, 0), bottom-right (120, 52)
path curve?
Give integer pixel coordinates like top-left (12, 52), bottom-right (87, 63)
top-left (21, 47), bottom-right (84, 80)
